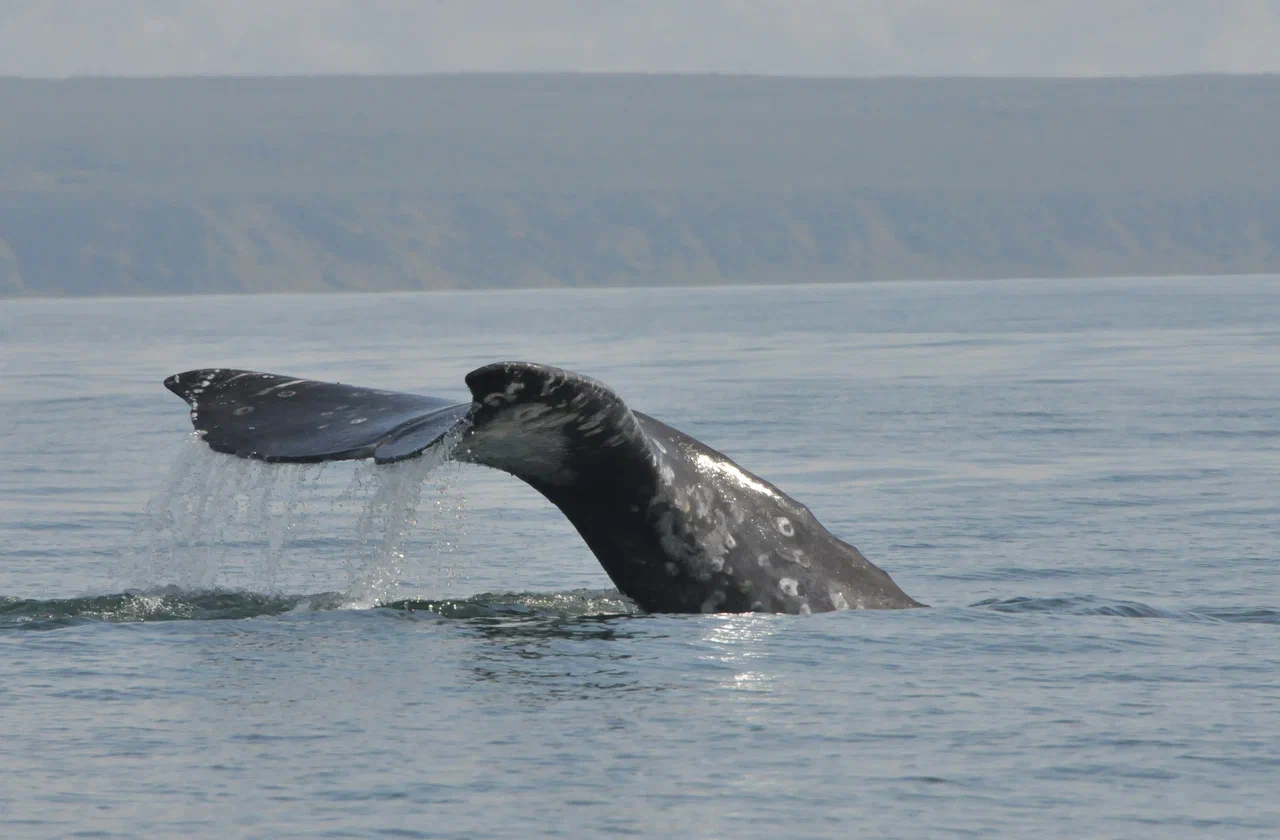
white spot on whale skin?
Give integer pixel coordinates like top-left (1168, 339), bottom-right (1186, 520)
top-left (233, 406), bottom-right (254, 416)
top-left (798, 602), bottom-right (812, 615)
top-left (692, 486), bottom-right (713, 521)
top-left (349, 417), bottom-right (367, 425)
top-left (659, 464), bottom-right (675, 486)
top-left (779, 578), bottom-right (800, 597)
top-left (700, 591), bottom-right (726, 613)
top-left (829, 590), bottom-right (850, 610)
top-left (277, 390), bottom-right (296, 398)
top-left (757, 554), bottom-right (771, 568)
top-left (694, 452), bottom-right (777, 498)
top-left (577, 408), bottom-right (611, 434)
top-left (515, 404), bottom-right (552, 424)
top-left (484, 381), bottom-right (526, 407)
top-left (710, 556), bottom-right (725, 572)
top-left (665, 562), bottom-right (679, 577)
top-left (317, 424), bottom-right (330, 430)
top-left (652, 439), bottom-right (668, 455)
top-left (252, 378), bottom-right (306, 397)
top-left (775, 517), bottom-right (795, 537)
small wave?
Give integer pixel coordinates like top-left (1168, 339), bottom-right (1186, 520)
top-left (0, 587), bottom-right (638, 632)
top-left (10, 590), bottom-right (1271, 632)
top-left (383, 589), bottom-right (640, 620)
top-left (0, 589), bottom-right (346, 631)
top-left (972, 596), bottom-right (1280, 624)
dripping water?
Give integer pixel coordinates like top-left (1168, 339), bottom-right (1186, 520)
top-left (127, 429), bottom-right (468, 604)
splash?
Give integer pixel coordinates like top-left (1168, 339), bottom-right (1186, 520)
top-left (129, 428), bottom-right (467, 603)
top-left (342, 445), bottom-right (468, 607)
top-left (127, 436), bottom-right (297, 591)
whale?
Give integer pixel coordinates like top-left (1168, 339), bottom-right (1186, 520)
top-left (165, 361), bottom-right (923, 614)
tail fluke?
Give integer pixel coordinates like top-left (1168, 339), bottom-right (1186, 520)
top-left (164, 369), bottom-right (470, 464)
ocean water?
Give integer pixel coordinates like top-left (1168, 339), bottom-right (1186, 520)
top-left (1, 276), bottom-right (1278, 838)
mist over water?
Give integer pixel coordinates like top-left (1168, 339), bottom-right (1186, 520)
top-left (2, 276), bottom-right (1278, 838)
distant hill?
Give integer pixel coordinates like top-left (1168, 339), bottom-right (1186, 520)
top-left (1, 74), bottom-right (1278, 296)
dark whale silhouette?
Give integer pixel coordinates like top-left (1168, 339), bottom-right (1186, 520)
top-left (165, 362), bottom-right (923, 614)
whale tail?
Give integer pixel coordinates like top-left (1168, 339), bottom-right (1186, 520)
top-left (164, 362), bottom-right (655, 484)
top-left (163, 368), bottom-right (471, 464)
top-left (165, 361), bottom-right (925, 614)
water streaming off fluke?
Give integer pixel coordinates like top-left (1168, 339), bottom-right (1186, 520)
top-left (127, 430), bottom-right (468, 603)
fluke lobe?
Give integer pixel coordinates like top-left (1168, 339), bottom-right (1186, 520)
top-left (165, 362), bottom-right (923, 614)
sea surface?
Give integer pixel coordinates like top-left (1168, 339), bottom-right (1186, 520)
top-left (1, 276), bottom-right (1278, 838)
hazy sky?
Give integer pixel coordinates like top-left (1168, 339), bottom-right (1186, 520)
top-left (2, 0), bottom-right (1279, 78)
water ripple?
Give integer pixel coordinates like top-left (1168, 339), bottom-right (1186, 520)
top-left (0, 587), bottom-right (638, 632)
top-left (973, 595), bottom-right (1280, 624)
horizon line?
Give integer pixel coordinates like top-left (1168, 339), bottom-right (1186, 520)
top-left (4, 70), bottom-right (1279, 83)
